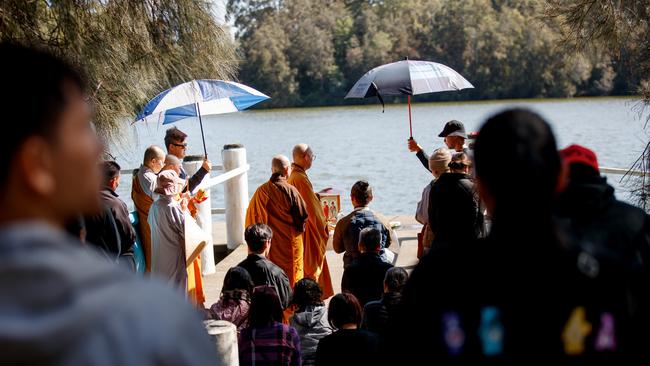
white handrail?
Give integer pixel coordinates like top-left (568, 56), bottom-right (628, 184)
top-left (600, 167), bottom-right (648, 177)
top-left (120, 165), bottom-right (224, 175)
top-left (197, 164), bottom-right (250, 191)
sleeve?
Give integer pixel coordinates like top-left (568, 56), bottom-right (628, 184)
top-left (415, 184), bottom-right (431, 225)
top-left (187, 167), bottom-right (209, 193)
top-left (341, 268), bottom-right (351, 293)
top-left (416, 149), bottom-right (431, 172)
top-left (332, 220), bottom-right (345, 254)
top-left (245, 190), bottom-right (268, 227)
top-left (277, 270), bottom-right (294, 309)
top-left (315, 337), bottom-right (328, 366)
top-left (290, 190), bottom-right (309, 233)
top-left (291, 328), bottom-right (302, 366)
top-left (361, 304), bottom-right (370, 330)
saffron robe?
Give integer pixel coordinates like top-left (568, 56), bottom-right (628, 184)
top-left (288, 164), bottom-right (334, 299)
top-left (245, 173), bottom-right (309, 287)
top-left (132, 165), bottom-right (157, 272)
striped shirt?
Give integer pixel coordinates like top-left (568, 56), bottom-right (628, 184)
top-left (239, 322), bottom-right (302, 366)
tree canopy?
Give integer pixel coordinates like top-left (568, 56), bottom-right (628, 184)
top-left (228, 0), bottom-right (638, 108)
top-left (0, 0), bottom-right (237, 139)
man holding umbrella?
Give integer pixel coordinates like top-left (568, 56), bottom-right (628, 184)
top-left (408, 120), bottom-right (468, 172)
top-left (164, 126), bottom-right (211, 192)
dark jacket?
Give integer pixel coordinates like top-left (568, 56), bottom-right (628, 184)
top-left (237, 253), bottom-right (293, 309)
top-left (332, 208), bottom-right (392, 267)
top-left (394, 223), bottom-right (648, 364)
top-left (361, 292), bottom-right (402, 336)
top-left (180, 166), bottom-right (209, 193)
top-left (315, 329), bottom-right (379, 366)
top-left (428, 172), bottom-right (482, 248)
top-left (85, 188), bottom-right (136, 260)
top-left (556, 166), bottom-right (650, 270)
top-left (341, 253), bottom-right (393, 306)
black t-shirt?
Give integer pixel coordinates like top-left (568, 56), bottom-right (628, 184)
top-left (315, 329), bottom-right (379, 366)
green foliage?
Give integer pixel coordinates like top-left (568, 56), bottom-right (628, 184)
top-left (229, 0), bottom-right (639, 108)
top-left (0, 0), bottom-right (237, 139)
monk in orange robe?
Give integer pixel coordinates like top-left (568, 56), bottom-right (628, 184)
top-left (246, 155), bottom-right (309, 287)
top-left (131, 145), bottom-right (165, 272)
top-left (288, 144), bottom-right (334, 299)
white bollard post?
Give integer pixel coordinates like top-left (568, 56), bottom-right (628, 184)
top-left (183, 156), bottom-right (216, 275)
top-left (222, 144), bottom-right (248, 250)
top-left (204, 320), bottom-right (239, 366)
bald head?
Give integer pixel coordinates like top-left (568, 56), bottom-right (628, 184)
top-left (143, 145), bottom-right (165, 172)
top-left (271, 155), bottom-right (291, 177)
top-left (292, 143), bottom-right (314, 170)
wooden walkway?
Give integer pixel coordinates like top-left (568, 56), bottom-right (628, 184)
top-left (203, 216), bottom-right (421, 307)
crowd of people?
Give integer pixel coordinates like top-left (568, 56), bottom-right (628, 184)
top-left (2, 42), bottom-right (650, 365)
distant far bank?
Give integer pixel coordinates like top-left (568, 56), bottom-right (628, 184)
top-left (247, 95), bottom-right (641, 114)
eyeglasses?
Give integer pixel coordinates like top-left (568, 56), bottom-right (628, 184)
top-left (310, 154), bottom-right (316, 161)
top-left (172, 143), bottom-right (187, 149)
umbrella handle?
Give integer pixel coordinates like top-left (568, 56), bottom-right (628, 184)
top-left (195, 102), bottom-right (208, 158)
top-left (408, 95), bottom-right (413, 139)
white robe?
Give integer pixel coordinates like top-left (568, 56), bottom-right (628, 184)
top-left (148, 195), bottom-right (186, 291)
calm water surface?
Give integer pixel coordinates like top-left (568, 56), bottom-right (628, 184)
top-left (112, 97), bottom-right (648, 216)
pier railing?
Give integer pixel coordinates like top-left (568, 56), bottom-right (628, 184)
top-left (120, 145), bottom-right (250, 275)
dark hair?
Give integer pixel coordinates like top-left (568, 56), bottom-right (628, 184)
top-left (359, 227), bottom-right (381, 252)
top-left (102, 161), bottom-right (121, 186)
top-left (291, 278), bottom-right (324, 310)
top-left (448, 152), bottom-right (471, 171)
top-left (245, 224), bottom-right (273, 253)
top-left (248, 286), bottom-right (284, 328)
top-left (474, 109), bottom-right (560, 229)
top-left (1, 43), bottom-right (86, 186)
top-left (164, 127), bottom-right (187, 150)
top-left (351, 180), bottom-right (373, 206)
top-left (223, 267), bottom-right (254, 294)
top-left (328, 292), bottom-right (362, 329)
top-left (384, 267), bottom-right (408, 293)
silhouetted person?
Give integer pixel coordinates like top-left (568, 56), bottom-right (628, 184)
top-left (341, 228), bottom-right (393, 306)
top-left (289, 278), bottom-right (333, 366)
top-left (428, 151), bottom-right (483, 249)
top-left (239, 286), bottom-right (302, 366)
top-left (315, 293), bottom-right (379, 366)
top-left (362, 267), bottom-right (409, 336)
top-left (0, 43), bottom-right (216, 365)
top-left (85, 160), bottom-right (136, 267)
top-left (397, 109), bottom-right (649, 364)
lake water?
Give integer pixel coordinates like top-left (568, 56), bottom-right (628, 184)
top-left (112, 97), bottom-right (649, 217)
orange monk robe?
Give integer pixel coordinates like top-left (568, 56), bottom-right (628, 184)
top-left (288, 164), bottom-right (334, 299)
top-left (246, 173), bottom-right (309, 287)
top-left (131, 166), bottom-right (156, 272)
top-left (187, 256), bottom-right (205, 306)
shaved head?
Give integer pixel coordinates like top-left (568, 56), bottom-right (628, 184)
top-left (292, 143), bottom-right (314, 170)
top-left (164, 154), bottom-right (181, 167)
top-left (271, 155), bottom-right (291, 176)
top-left (143, 145), bottom-right (165, 165)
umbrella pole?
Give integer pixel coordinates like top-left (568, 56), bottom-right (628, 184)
top-left (195, 102), bottom-right (208, 158)
top-left (408, 95), bottom-right (413, 139)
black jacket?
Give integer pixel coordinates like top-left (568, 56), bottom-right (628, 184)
top-left (428, 172), bottom-right (483, 248)
top-left (237, 253), bottom-right (293, 309)
top-left (85, 188), bottom-right (136, 259)
top-left (315, 329), bottom-right (379, 366)
top-left (179, 166), bottom-right (209, 193)
top-left (341, 253), bottom-right (393, 306)
top-left (361, 292), bottom-right (402, 336)
top-left (393, 223), bottom-right (648, 364)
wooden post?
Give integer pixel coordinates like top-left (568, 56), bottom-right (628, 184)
top-left (183, 155), bottom-right (216, 275)
top-left (222, 144), bottom-right (248, 250)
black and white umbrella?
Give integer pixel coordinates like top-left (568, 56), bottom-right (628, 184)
top-left (345, 59), bottom-right (474, 138)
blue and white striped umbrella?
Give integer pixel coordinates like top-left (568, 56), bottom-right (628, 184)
top-left (135, 79), bottom-right (269, 155)
top-left (136, 79), bottom-right (269, 125)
